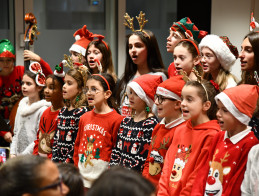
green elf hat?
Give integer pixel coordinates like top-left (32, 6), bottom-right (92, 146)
top-left (0, 39), bottom-right (15, 59)
top-left (171, 17), bottom-right (208, 43)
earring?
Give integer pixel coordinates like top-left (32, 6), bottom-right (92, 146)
top-left (76, 95), bottom-right (80, 102)
top-left (145, 106), bottom-right (150, 113)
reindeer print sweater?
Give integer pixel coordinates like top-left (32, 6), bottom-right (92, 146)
top-left (33, 106), bottom-right (60, 158)
top-left (73, 109), bottom-right (123, 188)
top-left (142, 116), bottom-right (185, 188)
top-left (52, 106), bottom-right (87, 163)
top-left (191, 127), bottom-right (258, 196)
top-left (109, 116), bottom-right (159, 173)
top-left (157, 119), bottom-right (220, 196)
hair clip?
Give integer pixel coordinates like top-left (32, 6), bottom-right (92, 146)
top-left (29, 62), bottom-right (46, 86)
top-left (54, 63), bottom-right (65, 78)
top-left (250, 12), bottom-right (259, 32)
top-left (254, 71), bottom-right (259, 85)
top-left (124, 11), bottom-right (150, 38)
top-left (210, 80), bottom-right (219, 91)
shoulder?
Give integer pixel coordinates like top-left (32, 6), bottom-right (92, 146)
top-left (142, 116), bottom-right (159, 126)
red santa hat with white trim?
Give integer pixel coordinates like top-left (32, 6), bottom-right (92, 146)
top-left (69, 25), bottom-right (93, 56)
top-left (215, 84), bottom-right (259, 125)
top-left (156, 75), bottom-right (186, 100)
top-left (127, 74), bottom-right (163, 112)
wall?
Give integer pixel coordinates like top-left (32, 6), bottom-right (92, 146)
top-left (211, 0), bottom-right (259, 80)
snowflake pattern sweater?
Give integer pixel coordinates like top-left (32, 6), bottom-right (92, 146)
top-left (157, 119), bottom-right (220, 196)
top-left (33, 106), bottom-right (60, 158)
top-left (142, 116), bottom-right (186, 187)
top-left (191, 127), bottom-right (258, 196)
top-left (109, 116), bottom-right (159, 173)
top-left (52, 106), bottom-right (87, 163)
top-left (73, 109), bottom-right (123, 188)
top-left (10, 97), bottom-right (50, 155)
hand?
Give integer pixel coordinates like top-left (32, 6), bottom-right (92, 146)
top-left (10, 154), bottom-right (16, 158)
top-left (3, 132), bottom-right (12, 143)
top-left (24, 50), bottom-right (41, 62)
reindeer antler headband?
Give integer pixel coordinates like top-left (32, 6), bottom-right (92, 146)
top-left (124, 11), bottom-right (150, 38)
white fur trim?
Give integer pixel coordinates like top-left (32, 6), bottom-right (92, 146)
top-left (174, 158), bottom-right (186, 168)
top-left (127, 81), bottom-right (154, 109)
top-left (215, 92), bottom-right (250, 125)
top-left (54, 70), bottom-right (65, 78)
top-left (156, 87), bottom-right (181, 100)
top-left (75, 35), bottom-right (81, 41)
top-left (199, 34), bottom-right (236, 71)
top-left (69, 44), bottom-right (86, 56)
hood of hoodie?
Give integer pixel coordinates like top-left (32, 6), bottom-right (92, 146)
top-left (19, 97), bottom-right (51, 117)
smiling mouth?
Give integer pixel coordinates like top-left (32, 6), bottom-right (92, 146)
top-left (205, 190), bottom-right (220, 196)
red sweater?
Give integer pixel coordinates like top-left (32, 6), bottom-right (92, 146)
top-left (157, 119), bottom-right (220, 196)
top-left (191, 128), bottom-right (259, 196)
top-left (33, 107), bottom-right (59, 159)
top-left (168, 62), bottom-right (177, 78)
top-left (142, 117), bottom-right (186, 188)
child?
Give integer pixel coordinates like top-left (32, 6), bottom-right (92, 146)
top-left (173, 39), bottom-right (201, 80)
top-left (110, 74), bottom-right (162, 173)
top-left (199, 34), bottom-right (239, 91)
top-left (33, 64), bottom-right (65, 158)
top-left (192, 85), bottom-right (259, 196)
top-left (73, 73), bottom-right (123, 188)
top-left (117, 12), bottom-right (167, 118)
top-left (142, 75), bottom-right (186, 188)
top-left (167, 17), bottom-right (208, 78)
top-left (86, 34), bottom-right (117, 81)
top-left (157, 80), bottom-right (220, 195)
top-left (52, 68), bottom-right (88, 163)
top-left (10, 63), bottom-right (51, 157)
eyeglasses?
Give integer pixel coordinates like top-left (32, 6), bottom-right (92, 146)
top-left (154, 94), bottom-right (177, 104)
top-left (31, 174), bottom-right (63, 193)
top-left (84, 87), bottom-right (102, 94)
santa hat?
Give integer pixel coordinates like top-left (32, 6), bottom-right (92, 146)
top-left (156, 75), bottom-right (185, 101)
top-left (171, 17), bottom-right (208, 43)
top-left (54, 62), bottom-right (65, 78)
top-left (127, 74), bottom-right (163, 110)
top-left (215, 84), bottom-right (259, 125)
top-left (0, 39), bottom-right (15, 59)
top-left (199, 35), bottom-right (239, 71)
top-left (69, 25), bottom-right (93, 56)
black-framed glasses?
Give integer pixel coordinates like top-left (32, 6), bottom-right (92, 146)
top-left (31, 174), bottom-right (63, 193)
top-left (154, 94), bottom-right (177, 104)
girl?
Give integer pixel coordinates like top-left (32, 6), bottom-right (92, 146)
top-left (167, 17), bottom-right (208, 78)
top-left (86, 35), bottom-right (117, 81)
top-left (52, 68), bottom-right (88, 163)
top-left (199, 34), bottom-right (239, 91)
top-left (173, 39), bottom-right (202, 80)
top-left (73, 73), bottom-right (123, 189)
top-left (33, 64), bottom-right (65, 158)
top-left (10, 63), bottom-right (51, 157)
top-left (158, 80), bottom-right (220, 195)
top-left (116, 17), bottom-right (167, 117)
top-left (110, 74), bottom-right (162, 173)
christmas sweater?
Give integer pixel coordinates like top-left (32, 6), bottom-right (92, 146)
top-left (191, 127), bottom-right (258, 196)
top-left (73, 109), bottom-right (123, 188)
top-left (109, 116), bottom-right (159, 173)
top-left (142, 116), bottom-right (186, 187)
top-left (157, 119), bottom-right (220, 196)
top-left (52, 106), bottom-right (87, 163)
top-left (33, 106), bottom-right (60, 159)
top-left (10, 97), bottom-right (50, 155)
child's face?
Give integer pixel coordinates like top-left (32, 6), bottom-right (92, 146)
top-left (22, 74), bottom-right (41, 98)
top-left (173, 45), bottom-right (199, 76)
top-left (87, 45), bottom-right (103, 73)
top-left (127, 88), bottom-right (146, 112)
top-left (44, 78), bottom-right (63, 103)
top-left (166, 29), bottom-right (183, 53)
top-left (155, 94), bottom-right (179, 120)
top-left (0, 57), bottom-right (15, 76)
top-left (85, 78), bottom-right (107, 107)
top-left (201, 47), bottom-right (221, 74)
top-left (70, 51), bottom-right (86, 65)
top-left (239, 37), bottom-right (255, 71)
top-left (63, 75), bottom-right (81, 101)
top-left (181, 85), bottom-right (205, 121)
top-left (128, 34), bottom-right (148, 66)
top-left (216, 100), bottom-right (241, 132)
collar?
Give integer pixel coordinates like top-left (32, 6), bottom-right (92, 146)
top-left (223, 126), bottom-right (252, 144)
top-left (160, 115), bottom-right (185, 129)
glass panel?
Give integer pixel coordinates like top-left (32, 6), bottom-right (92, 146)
top-left (126, 0), bottom-right (177, 68)
top-left (0, 0), bottom-right (14, 43)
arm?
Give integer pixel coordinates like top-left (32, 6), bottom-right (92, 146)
top-left (73, 118), bottom-right (83, 167)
